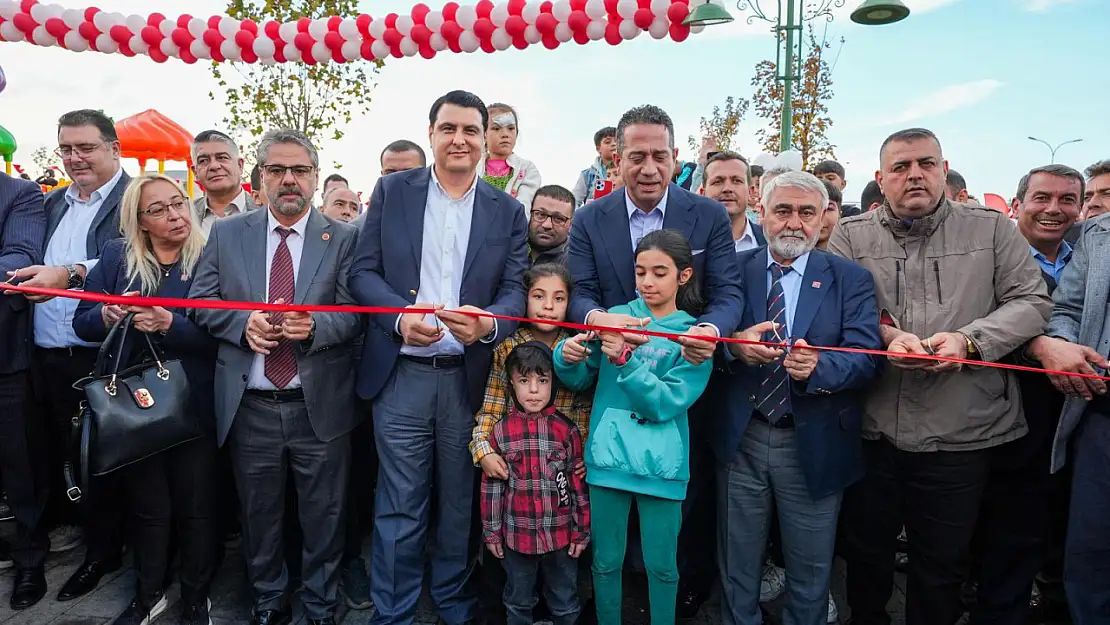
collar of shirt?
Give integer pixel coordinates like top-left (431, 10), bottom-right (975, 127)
top-left (64, 167), bottom-right (123, 208)
top-left (734, 219), bottom-right (758, 250)
top-left (204, 190), bottom-right (248, 218)
top-left (430, 165), bottom-right (479, 203)
top-left (624, 187), bottom-right (669, 221)
top-left (1030, 241), bottom-right (1073, 274)
top-left (768, 249), bottom-right (810, 276)
top-left (266, 207), bottom-right (310, 237)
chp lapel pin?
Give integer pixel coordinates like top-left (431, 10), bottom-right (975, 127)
top-left (811, 281), bottom-right (822, 288)
top-left (321, 232), bottom-right (330, 241)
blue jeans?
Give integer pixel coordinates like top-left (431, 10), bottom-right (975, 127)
top-left (717, 419), bottom-right (841, 625)
top-left (1064, 412), bottom-right (1110, 624)
top-left (502, 548), bottom-right (580, 625)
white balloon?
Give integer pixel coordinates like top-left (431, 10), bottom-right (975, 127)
top-left (159, 19), bottom-right (176, 37)
top-left (278, 21), bottom-right (298, 42)
top-left (339, 18), bottom-right (360, 39)
top-left (491, 27), bottom-right (510, 49)
top-left (191, 39), bottom-right (210, 59)
top-left (107, 13), bottom-right (126, 27)
top-left (524, 24), bottom-right (541, 43)
top-left (586, 19), bottom-right (605, 40)
top-left (458, 30), bottom-right (479, 52)
top-left (92, 11), bottom-right (112, 31)
top-left (221, 38), bottom-right (240, 59)
top-left (522, 4), bottom-right (541, 23)
top-left (779, 149), bottom-right (803, 171)
top-left (491, 4), bottom-right (510, 27)
top-left (311, 41), bottom-right (330, 62)
top-left (219, 16), bottom-right (240, 38)
top-left (341, 39), bottom-right (360, 60)
top-left (690, 22), bottom-right (704, 33)
top-left (282, 42), bottom-right (299, 60)
top-left (370, 39), bottom-right (389, 58)
top-left (0, 21), bottom-right (25, 42)
top-left (0, 3), bottom-right (16, 21)
top-left (395, 15), bottom-right (414, 35)
top-left (585, 0), bottom-right (606, 19)
top-left (430, 32), bottom-right (447, 50)
top-left (552, 0), bottom-right (572, 22)
top-left (95, 33), bottom-right (114, 52)
top-left (455, 5), bottom-right (477, 30)
top-left (424, 11), bottom-right (444, 32)
top-left (398, 36), bottom-right (417, 56)
top-left (253, 37), bottom-right (275, 57)
top-left (62, 9), bottom-right (83, 29)
top-left (650, 0), bottom-right (670, 16)
top-left (31, 26), bottom-right (55, 47)
top-left (752, 153), bottom-right (775, 168)
top-left (260, 57), bottom-right (276, 65)
top-left (649, 17), bottom-right (668, 38)
top-left (125, 13), bottom-right (145, 33)
top-left (308, 18), bottom-right (328, 39)
top-left (64, 30), bottom-right (88, 51)
top-left (44, 4), bottom-right (65, 20)
top-left (619, 19), bottom-right (638, 38)
top-left (368, 18), bottom-right (386, 39)
top-left (130, 34), bottom-right (148, 54)
top-left (187, 17), bottom-right (206, 39)
top-left (160, 38), bottom-right (179, 56)
top-left (555, 22), bottom-right (572, 42)
top-left (616, 0), bottom-right (637, 20)
top-left (29, 3), bottom-right (49, 23)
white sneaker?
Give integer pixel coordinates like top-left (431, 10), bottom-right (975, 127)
top-left (48, 525), bottom-right (84, 553)
top-left (827, 594), bottom-right (839, 623)
top-left (759, 562), bottom-right (787, 603)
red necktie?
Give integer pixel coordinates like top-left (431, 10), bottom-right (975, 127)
top-left (265, 227), bottom-right (297, 389)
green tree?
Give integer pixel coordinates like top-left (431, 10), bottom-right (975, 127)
top-left (31, 146), bottom-right (60, 174)
top-left (688, 95), bottom-right (750, 154)
top-left (210, 0), bottom-right (382, 155)
top-left (750, 25), bottom-right (839, 169)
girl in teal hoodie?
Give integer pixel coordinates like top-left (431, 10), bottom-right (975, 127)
top-left (553, 229), bottom-right (713, 625)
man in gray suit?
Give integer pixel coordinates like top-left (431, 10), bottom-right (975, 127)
top-left (190, 128), bottom-right (362, 625)
top-left (191, 129), bottom-right (259, 235)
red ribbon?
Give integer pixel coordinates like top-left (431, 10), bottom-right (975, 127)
top-left (3, 282), bottom-right (1105, 382)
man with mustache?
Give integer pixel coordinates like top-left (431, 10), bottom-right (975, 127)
top-left (528, 184), bottom-right (575, 266)
top-left (829, 127), bottom-right (1052, 625)
top-left (702, 151), bottom-right (766, 254)
top-left (190, 128), bottom-right (363, 625)
top-left (712, 170), bottom-right (881, 625)
top-left (192, 129), bottom-right (258, 235)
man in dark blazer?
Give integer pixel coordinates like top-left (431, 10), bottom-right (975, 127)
top-left (566, 104), bottom-right (744, 367)
top-left (712, 171), bottom-right (881, 625)
top-left (190, 129), bottom-right (362, 625)
top-left (702, 150), bottom-right (766, 253)
top-left (349, 90), bottom-right (528, 625)
top-left (0, 173), bottom-right (46, 610)
top-left (5, 109), bottom-right (130, 603)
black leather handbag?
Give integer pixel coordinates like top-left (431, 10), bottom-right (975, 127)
top-left (67, 312), bottom-right (201, 500)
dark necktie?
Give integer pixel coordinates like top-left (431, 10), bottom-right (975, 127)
top-left (265, 227), bottom-right (297, 389)
top-left (756, 263), bottom-right (791, 422)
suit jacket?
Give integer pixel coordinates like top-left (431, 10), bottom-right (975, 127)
top-left (750, 221), bottom-right (767, 246)
top-left (1045, 214), bottom-right (1110, 472)
top-left (189, 208), bottom-right (363, 446)
top-left (707, 248), bottom-right (882, 499)
top-left (0, 174), bottom-right (46, 374)
top-left (349, 167), bottom-right (529, 410)
top-left (567, 183), bottom-right (745, 335)
top-left (72, 239), bottom-right (218, 431)
top-left (192, 192), bottom-right (261, 233)
top-left (44, 171), bottom-right (130, 260)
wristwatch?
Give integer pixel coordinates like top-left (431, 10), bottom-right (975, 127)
top-left (609, 345), bottom-right (633, 366)
top-left (63, 264), bottom-right (83, 289)
top-left (961, 333), bottom-right (977, 357)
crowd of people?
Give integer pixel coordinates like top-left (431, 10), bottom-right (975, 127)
top-left (0, 89), bottom-right (1108, 625)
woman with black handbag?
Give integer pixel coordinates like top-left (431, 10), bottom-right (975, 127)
top-left (73, 173), bottom-right (218, 625)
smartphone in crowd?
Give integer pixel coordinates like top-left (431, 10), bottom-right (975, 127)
top-left (593, 178), bottom-right (613, 200)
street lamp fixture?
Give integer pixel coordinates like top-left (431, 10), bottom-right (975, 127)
top-left (684, 0), bottom-right (910, 153)
top-left (1027, 136), bottom-right (1083, 164)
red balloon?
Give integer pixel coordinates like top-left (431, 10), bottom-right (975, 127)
top-left (119, 40), bottom-right (136, 57)
top-left (78, 22), bottom-right (100, 42)
top-left (241, 49), bottom-right (258, 63)
top-left (176, 14), bottom-right (191, 28)
top-left (207, 15), bottom-right (222, 29)
top-left (203, 29), bottom-right (225, 49)
top-left (381, 27), bottom-right (402, 47)
top-left (180, 48), bottom-right (198, 64)
top-left (448, 39), bottom-right (462, 53)
top-left (512, 33), bottom-right (528, 49)
top-left (360, 39), bottom-right (375, 58)
top-left (542, 33), bottom-right (559, 49)
top-left (149, 47), bottom-right (168, 63)
top-left (540, 1), bottom-right (554, 13)
top-left (634, 8), bottom-right (653, 29)
top-left (604, 0), bottom-right (619, 14)
top-left (570, 0), bottom-right (588, 9)
top-left (86, 8), bottom-right (102, 22)
top-left (476, 0), bottom-right (495, 18)
top-left (19, 0), bottom-right (34, 12)
top-left (669, 23), bottom-right (689, 41)
top-left (171, 28), bottom-right (192, 47)
top-left (410, 24), bottom-right (432, 44)
top-left (241, 19), bottom-right (258, 34)
top-left (264, 20), bottom-right (280, 39)
top-left (504, 15), bottom-right (526, 37)
top-left (667, 3), bottom-right (688, 22)
top-left (45, 18), bottom-right (70, 39)
top-left (384, 13), bottom-right (398, 28)
top-left (605, 21), bottom-right (621, 44)
top-left (573, 29), bottom-right (589, 44)
top-left (442, 2), bottom-right (460, 21)
top-left (147, 13), bottom-right (165, 26)
top-left (440, 20), bottom-right (463, 41)
top-left (535, 13), bottom-right (557, 34)
top-left (273, 46), bottom-right (286, 62)
top-left (234, 30), bottom-right (254, 48)
top-left (332, 48), bottom-right (345, 63)
top-left (567, 10), bottom-right (589, 31)
top-left (109, 25), bottom-right (131, 44)
top-left (297, 17), bottom-right (311, 32)
top-left (412, 3), bottom-right (431, 23)
top-left (324, 31), bottom-right (343, 49)
top-left (638, 0), bottom-right (651, 8)
top-left (140, 25), bottom-right (163, 46)
top-left (301, 48), bottom-right (315, 64)
top-left (419, 43), bottom-right (436, 58)
top-left (11, 13), bottom-right (36, 34)
top-left (356, 14), bottom-right (372, 35)
top-left (508, 0), bottom-right (527, 15)
top-left (480, 38), bottom-right (495, 53)
top-left (390, 44), bottom-right (403, 58)
top-left (473, 17), bottom-right (495, 39)
top-left (328, 15), bottom-right (343, 30)
top-left (293, 32), bottom-right (313, 51)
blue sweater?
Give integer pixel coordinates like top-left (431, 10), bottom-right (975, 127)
top-left (554, 298), bottom-right (712, 501)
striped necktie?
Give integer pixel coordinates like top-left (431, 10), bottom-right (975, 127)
top-left (756, 263), bottom-right (791, 422)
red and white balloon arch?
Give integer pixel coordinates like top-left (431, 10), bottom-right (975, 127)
top-left (0, 0), bottom-right (705, 65)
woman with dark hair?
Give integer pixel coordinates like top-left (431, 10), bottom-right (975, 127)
top-left (480, 103), bottom-right (542, 210)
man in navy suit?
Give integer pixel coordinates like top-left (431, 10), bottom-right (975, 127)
top-left (712, 171), bottom-right (881, 625)
top-left (702, 150), bottom-right (766, 252)
top-left (0, 173), bottom-right (46, 609)
top-left (566, 104), bottom-right (744, 367)
top-left (5, 109), bottom-right (130, 604)
top-left (350, 90), bottom-right (528, 625)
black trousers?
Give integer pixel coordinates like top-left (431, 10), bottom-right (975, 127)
top-left (29, 347), bottom-right (124, 563)
top-left (677, 418), bottom-right (719, 590)
top-left (842, 439), bottom-right (990, 625)
top-left (124, 435), bottom-right (218, 604)
top-left (0, 370), bottom-right (48, 568)
top-left (344, 411), bottom-right (378, 564)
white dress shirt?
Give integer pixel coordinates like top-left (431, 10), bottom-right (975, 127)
top-left (625, 187), bottom-right (668, 252)
top-left (733, 218), bottom-right (760, 253)
top-left (35, 168), bottom-right (124, 349)
top-left (767, 251), bottom-right (810, 337)
top-left (197, 190), bottom-right (251, 236)
top-left (247, 209), bottom-right (309, 390)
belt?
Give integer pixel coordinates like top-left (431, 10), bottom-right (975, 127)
top-left (37, 346), bottom-right (97, 357)
top-left (245, 388), bottom-right (305, 402)
top-left (752, 410), bottom-right (795, 429)
top-left (400, 354), bottom-right (465, 369)
top-left (1087, 393), bottom-right (1110, 416)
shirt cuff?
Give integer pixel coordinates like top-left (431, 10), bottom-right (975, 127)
top-left (76, 258), bottom-right (99, 275)
top-left (472, 441), bottom-right (494, 463)
top-left (585, 308), bottom-right (604, 326)
top-left (393, 315), bottom-right (402, 336)
top-left (697, 323), bottom-right (721, 337)
top-left (479, 319), bottom-right (498, 344)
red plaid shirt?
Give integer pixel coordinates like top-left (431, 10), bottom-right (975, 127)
top-left (481, 405), bottom-right (590, 555)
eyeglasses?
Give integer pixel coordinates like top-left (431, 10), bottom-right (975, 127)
top-left (530, 209), bottom-right (570, 227)
top-left (141, 197), bottom-right (189, 220)
top-left (262, 164), bottom-right (315, 179)
top-left (55, 143), bottom-right (105, 159)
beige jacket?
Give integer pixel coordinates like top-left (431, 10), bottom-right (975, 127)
top-left (828, 200), bottom-right (1051, 452)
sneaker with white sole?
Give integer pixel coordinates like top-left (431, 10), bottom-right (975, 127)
top-left (110, 594), bottom-right (168, 625)
top-left (827, 594), bottom-right (839, 623)
top-left (759, 562), bottom-right (786, 603)
top-left (48, 525), bottom-right (83, 553)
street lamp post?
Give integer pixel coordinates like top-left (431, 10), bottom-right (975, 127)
top-left (685, 0), bottom-right (909, 154)
top-left (1027, 136), bottom-right (1083, 164)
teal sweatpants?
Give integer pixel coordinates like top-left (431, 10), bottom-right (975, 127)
top-left (590, 484), bottom-right (683, 625)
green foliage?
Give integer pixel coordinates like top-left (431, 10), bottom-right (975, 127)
top-left (688, 95), bottom-right (750, 154)
top-left (31, 146), bottom-right (60, 173)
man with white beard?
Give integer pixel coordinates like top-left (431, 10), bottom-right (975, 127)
top-left (708, 171), bottom-right (882, 625)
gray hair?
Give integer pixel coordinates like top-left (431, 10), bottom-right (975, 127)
top-left (1015, 164), bottom-right (1085, 202)
top-left (616, 105), bottom-right (674, 153)
top-left (191, 129), bottom-right (240, 164)
top-left (760, 166), bottom-right (794, 190)
top-left (256, 128), bottom-right (319, 169)
top-left (1085, 159), bottom-right (1110, 180)
top-left (761, 170), bottom-right (830, 211)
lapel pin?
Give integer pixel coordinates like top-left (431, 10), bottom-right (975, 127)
top-left (321, 232), bottom-right (330, 241)
top-left (409, 289), bottom-right (417, 295)
top-left (812, 281), bottom-right (822, 288)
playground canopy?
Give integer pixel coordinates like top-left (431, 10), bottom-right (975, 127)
top-left (114, 109), bottom-right (196, 194)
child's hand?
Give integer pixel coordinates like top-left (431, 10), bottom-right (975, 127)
top-left (568, 543), bottom-right (587, 559)
top-left (600, 332), bottom-right (627, 360)
top-left (574, 458), bottom-right (586, 480)
top-left (480, 453), bottom-right (509, 480)
top-left (560, 332), bottom-right (593, 364)
top-left (486, 542), bottom-right (504, 559)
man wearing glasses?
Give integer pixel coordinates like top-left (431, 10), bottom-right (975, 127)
top-left (4, 109), bottom-right (129, 606)
top-left (528, 185), bottom-right (575, 266)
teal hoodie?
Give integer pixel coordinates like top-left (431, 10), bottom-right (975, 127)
top-left (553, 298), bottom-right (712, 501)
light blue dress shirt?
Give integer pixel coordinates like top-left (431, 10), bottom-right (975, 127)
top-left (625, 187), bottom-right (668, 252)
top-left (767, 251), bottom-right (810, 338)
top-left (1030, 242), bottom-right (1072, 283)
top-left (734, 219), bottom-right (760, 254)
top-left (35, 168), bottom-right (124, 349)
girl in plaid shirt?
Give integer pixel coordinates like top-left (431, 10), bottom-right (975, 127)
top-left (481, 342), bottom-right (591, 625)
